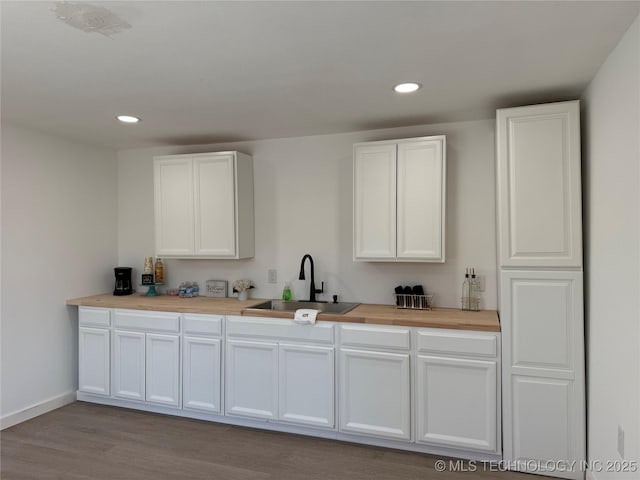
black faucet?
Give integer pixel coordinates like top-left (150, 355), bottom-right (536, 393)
top-left (298, 254), bottom-right (324, 302)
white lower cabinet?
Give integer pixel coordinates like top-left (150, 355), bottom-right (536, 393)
top-left (279, 343), bottom-right (334, 428)
top-left (146, 334), bottom-right (180, 407)
top-left (113, 330), bottom-right (146, 401)
top-left (78, 307), bottom-right (503, 460)
top-left (111, 309), bottom-right (181, 406)
top-left (225, 316), bottom-right (336, 429)
top-left (339, 348), bottom-right (411, 440)
top-left (415, 355), bottom-right (497, 451)
top-left (414, 328), bottom-right (500, 453)
top-left (78, 327), bottom-right (110, 396)
top-left (183, 336), bottom-right (222, 413)
top-left (226, 339), bottom-right (336, 427)
top-left (225, 339), bottom-right (278, 420)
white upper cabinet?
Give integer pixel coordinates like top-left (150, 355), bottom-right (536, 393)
top-left (354, 143), bottom-right (397, 259)
top-left (154, 157), bottom-right (194, 256)
top-left (397, 140), bottom-right (445, 260)
top-left (354, 136), bottom-right (446, 262)
top-left (496, 101), bottom-right (582, 268)
top-left (154, 151), bottom-right (254, 259)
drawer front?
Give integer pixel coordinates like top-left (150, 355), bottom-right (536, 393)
top-left (417, 330), bottom-right (497, 357)
top-left (114, 309), bottom-right (180, 333)
top-left (79, 307), bottom-right (111, 327)
top-left (183, 314), bottom-right (223, 336)
top-left (226, 316), bottom-right (334, 344)
top-left (340, 324), bottom-right (411, 351)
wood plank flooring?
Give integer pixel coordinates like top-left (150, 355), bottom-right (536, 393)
top-left (1, 402), bottom-right (538, 479)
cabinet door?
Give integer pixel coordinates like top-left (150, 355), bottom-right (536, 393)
top-left (226, 339), bottom-right (278, 420)
top-left (279, 344), bottom-right (334, 428)
top-left (146, 334), bottom-right (180, 407)
top-left (501, 270), bottom-right (585, 478)
top-left (416, 355), bottom-right (497, 451)
top-left (79, 327), bottom-right (110, 396)
top-left (397, 138), bottom-right (445, 262)
top-left (113, 330), bottom-right (145, 401)
top-left (193, 154), bottom-right (236, 257)
top-left (496, 101), bottom-right (582, 267)
top-left (183, 336), bottom-right (221, 413)
top-left (339, 349), bottom-right (410, 440)
top-left (154, 157), bottom-right (195, 256)
top-left (353, 143), bottom-right (397, 260)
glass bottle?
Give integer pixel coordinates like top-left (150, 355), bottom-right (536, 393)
top-left (461, 268), bottom-right (470, 310)
top-left (470, 268), bottom-right (480, 311)
top-left (154, 257), bottom-right (164, 284)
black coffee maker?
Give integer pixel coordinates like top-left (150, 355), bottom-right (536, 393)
top-left (114, 267), bottom-right (133, 296)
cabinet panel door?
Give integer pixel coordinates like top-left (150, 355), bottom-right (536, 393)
top-left (416, 355), bottom-right (497, 451)
top-left (79, 327), bottom-right (110, 396)
top-left (503, 272), bottom-right (583, 372)
top-left (154, 157), bottom-right (194, 256)
top-left (501, 270), bottom-right (585, 477)
top-left (496, 101), bottom-right (582, 267)
top-left (354, 144), bottom-right (397, 259)
top-left (511, 376), bottom-right (581, 478)
top-left (183, 336), bottom-right (221, 413)
top-left (193, 154), bottom-right (236, 257)
top-left (226, 339), bottom-right (278, 420)
top-left (397, 138), bottom-right (445, 261)
top-left (113, 330), bottom-right (145, 401)
top-left (146, 334), bottom-right (180, 407)
top-left (339, 349), bottom-right (410, 440)
top-left (279, 344), bottom-right (334, 428)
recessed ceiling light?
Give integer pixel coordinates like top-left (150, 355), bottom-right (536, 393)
top-left (393, 82), bottom-right (421, 93)
top-left (117, 115), bottom-right (141, 123)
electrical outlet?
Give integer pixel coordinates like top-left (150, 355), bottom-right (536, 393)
top-left (478, 275), bottom-right (486, 292)
top-left (618, 425), bottom-right (625, 459)
top-left (267, 269), bottom-right (277, 284)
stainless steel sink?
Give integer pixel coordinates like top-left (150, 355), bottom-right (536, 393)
top-left (247, 299), bottom-right (360, 315)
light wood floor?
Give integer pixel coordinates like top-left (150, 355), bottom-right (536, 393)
top-left (2, 402), bottom-right (539, 479)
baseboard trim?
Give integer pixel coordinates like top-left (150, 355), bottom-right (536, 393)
top-left (1, 391), bottom-right (76, 430)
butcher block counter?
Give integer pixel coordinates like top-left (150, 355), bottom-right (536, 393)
top-left (67, 294), bottom-right (500, 332)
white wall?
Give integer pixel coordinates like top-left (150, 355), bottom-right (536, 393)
top-left (0, 123), bottom-right (118, 424)
top-left (581, 16), bottom-right (640, 478)
top-left (117, 119), bottom-right (497, 309)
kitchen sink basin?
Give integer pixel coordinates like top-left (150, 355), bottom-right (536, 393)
top-left (247, 299), bottom-right (360, 315)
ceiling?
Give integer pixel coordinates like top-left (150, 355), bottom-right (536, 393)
top-left (2, 1), bottom-right (639, 149)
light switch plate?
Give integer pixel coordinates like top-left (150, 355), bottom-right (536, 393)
top-left (477, 275), bottom-right (486, 292)
top-left (267, 269), bottom-right (277, 284)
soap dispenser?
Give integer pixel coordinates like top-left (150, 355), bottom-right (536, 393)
top-left (282, 282), bottom-right (292, 301)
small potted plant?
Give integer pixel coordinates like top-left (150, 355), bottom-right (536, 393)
top-left (232, 279), bottom-right (254, 301)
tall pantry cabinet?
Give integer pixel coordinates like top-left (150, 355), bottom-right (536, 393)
top-left (496, 101), bottom-right (585, 480)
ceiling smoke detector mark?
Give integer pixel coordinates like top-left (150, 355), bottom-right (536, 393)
top-left (52, 2), bottom-right (131, 37)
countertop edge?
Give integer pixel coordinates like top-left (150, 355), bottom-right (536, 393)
top-left (67, 294), bottom-right (500, 332)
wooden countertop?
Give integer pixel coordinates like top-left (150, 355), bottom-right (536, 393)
top-left (67, 294), bottom-right (500, 332)
top-left (66, 294), bottom-right (259, 316)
